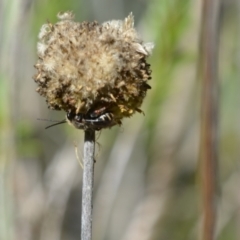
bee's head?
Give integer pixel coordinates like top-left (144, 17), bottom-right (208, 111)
top-left (66, 111), bottom-right (85, 129)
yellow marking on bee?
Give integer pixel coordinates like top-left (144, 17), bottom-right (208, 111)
top-left (106, 114), bottom-right (112, 121)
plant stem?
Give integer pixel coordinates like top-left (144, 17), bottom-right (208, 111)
top-left (81, 129), bottom-right (95, 240)
top-left (199, 0), bottom-right (221, 240)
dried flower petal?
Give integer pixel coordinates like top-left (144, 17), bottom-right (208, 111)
top-left (33, 12), bottom-right (154, 129)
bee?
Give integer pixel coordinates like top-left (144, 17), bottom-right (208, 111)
top-left (45, 106), bottom-right (119, 130)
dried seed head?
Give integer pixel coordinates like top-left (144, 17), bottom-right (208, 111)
top-left (33, 12), bottom-right (154, 128)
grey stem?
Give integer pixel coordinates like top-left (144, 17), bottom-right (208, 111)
top-left (81, 129), bottom-right (95, 240)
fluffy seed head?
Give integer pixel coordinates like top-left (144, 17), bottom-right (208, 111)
top-left (33, 11), bottom-right (154, 128)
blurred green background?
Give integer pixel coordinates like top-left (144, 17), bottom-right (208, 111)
top-left (0, 0), bottom-right (239, 240)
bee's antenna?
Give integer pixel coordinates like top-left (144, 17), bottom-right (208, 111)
top-left (37, 118), bottom-right (61, 123)
top-left (37, 118), bottom-right (67, 129)
top-left (45, 119), bottom-right (67, 129)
